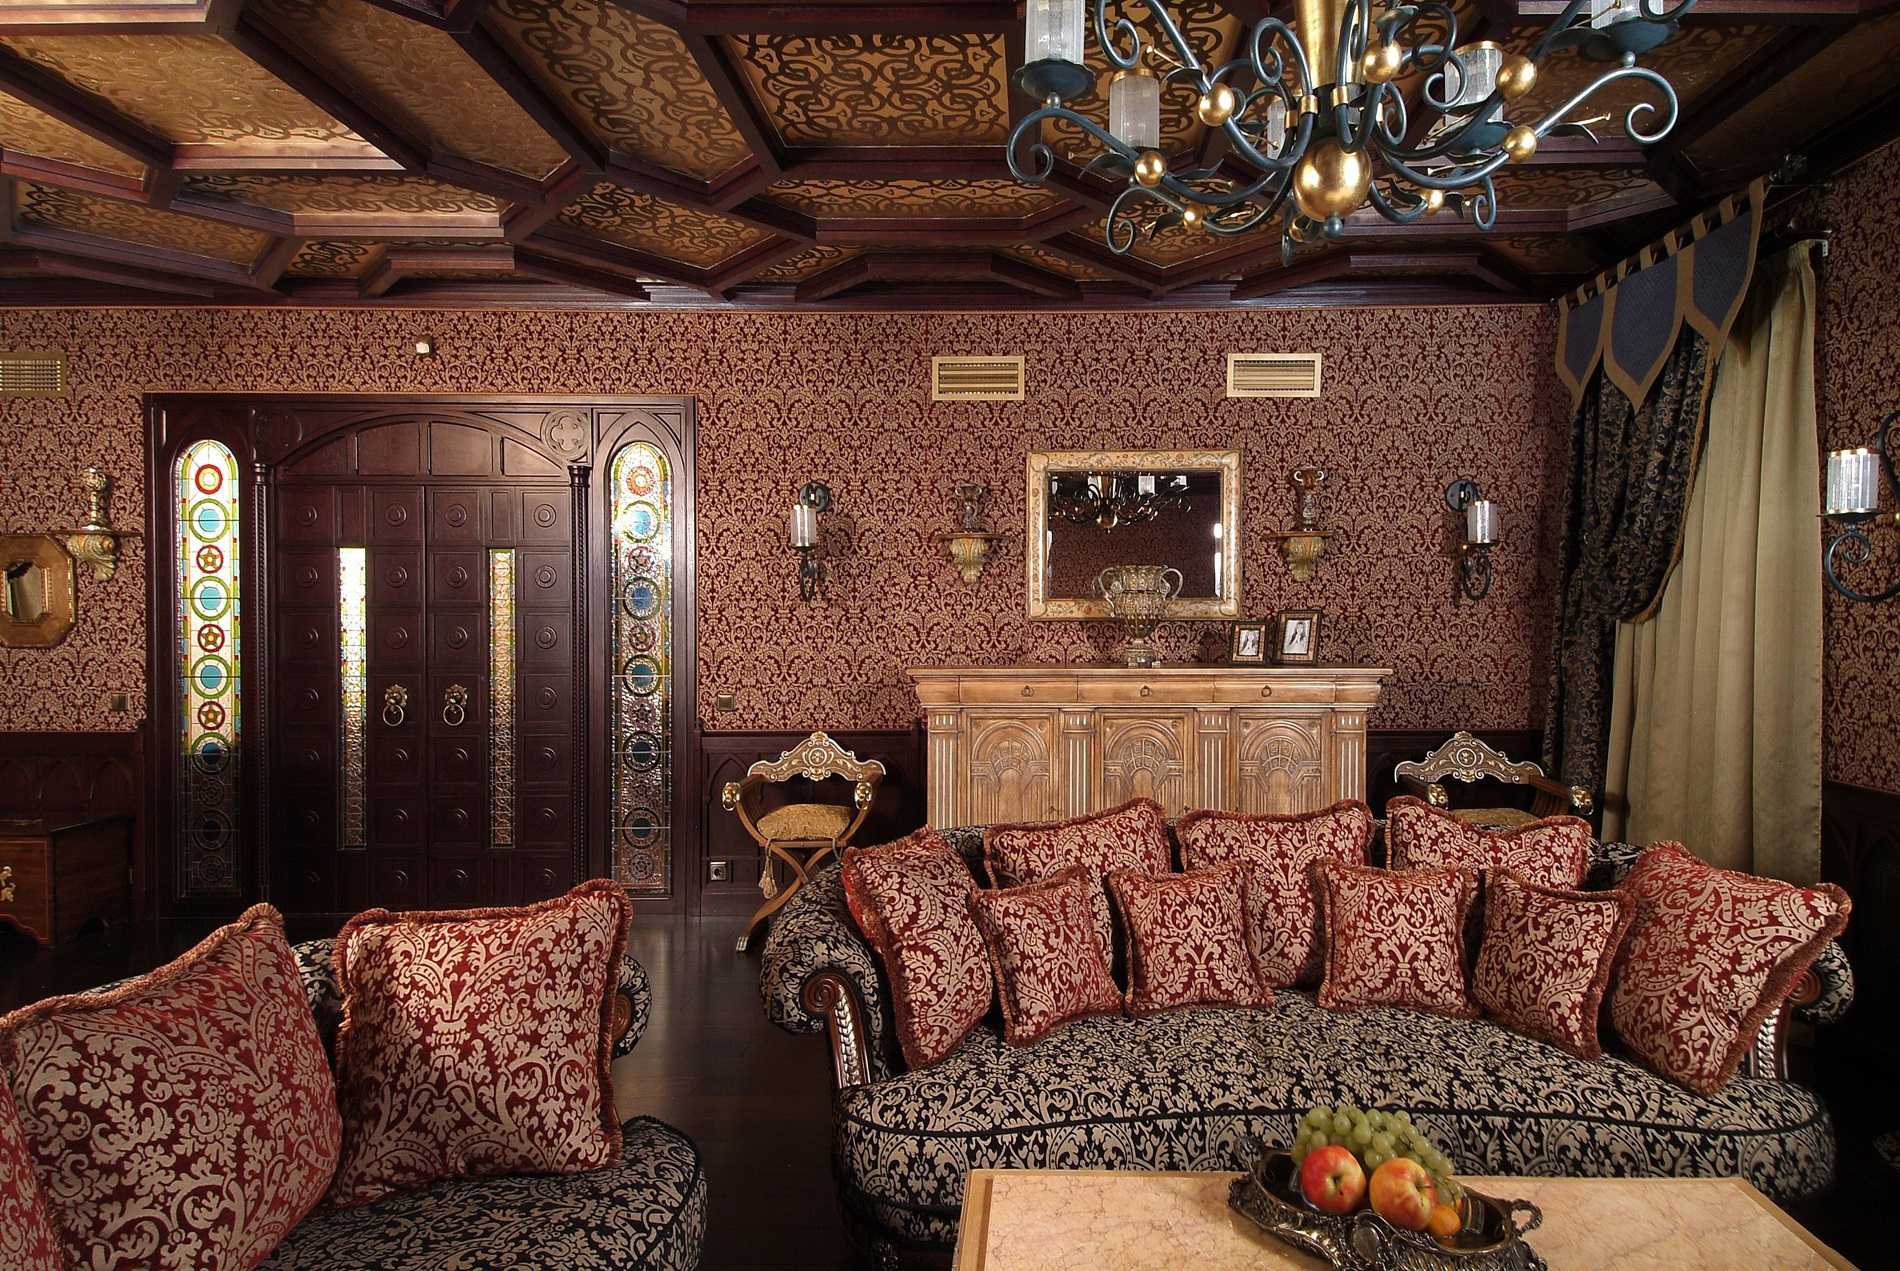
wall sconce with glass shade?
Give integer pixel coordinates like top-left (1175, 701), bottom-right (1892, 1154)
top-left (1822, 410), bottom-right (1899, 603)
top-left (1444, 478), bottom-right (1499, 600)
top-left (788, 480), bottom-right (833, 602)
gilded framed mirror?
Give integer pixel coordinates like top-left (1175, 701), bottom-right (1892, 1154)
top-left (1026, 449), bottom-right (1241, 619)
top-left (0, 534), bottom-right (77, 647)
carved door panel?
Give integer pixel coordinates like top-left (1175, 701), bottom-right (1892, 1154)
top-left (1097, 710), bottom-right (1193, 817)
top-left (269, 423), bottom-right (580, 914)
top-left (1234, 711), bottom-right (1328, 815)
top-left (964, 710), bottom-right (1058, 826)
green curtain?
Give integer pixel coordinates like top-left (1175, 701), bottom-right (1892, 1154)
top-left (1542, 330), bottom-right (1717, 796)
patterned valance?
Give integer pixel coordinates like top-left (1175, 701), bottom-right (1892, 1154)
top-left (1557, 179), bottom-right (1764, 407)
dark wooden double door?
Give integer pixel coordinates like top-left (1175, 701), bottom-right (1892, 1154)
top-left (274, 475), bottom-right (579, 914)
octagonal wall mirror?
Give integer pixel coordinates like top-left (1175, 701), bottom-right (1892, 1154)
top-left (1026, 449), bottom-right (1241, 619)
top-left (0, 534), bottom-right (76, 647)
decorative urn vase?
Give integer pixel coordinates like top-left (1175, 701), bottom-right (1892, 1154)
top-left (1094, 563), bottom-right (1183, 667)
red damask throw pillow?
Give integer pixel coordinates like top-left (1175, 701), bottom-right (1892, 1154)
top-left (842, 828), bottom-right (993, 1070)
top-left (1107, 863), bottom-right (1272, 1015)
top-left (983, 797), bottom-right (1172, 968)
top-left (0, 904), bottom-right (339, 1270)
top-left (1386, 795), bottom-right (1592, 890)
top-left (1175, 800), bottom-right (1373, 987)
top-left (1610, 843), bottom-right (1850, 1094)
top-left (967, 867), bottom-right (1123, 1045)
top-left (328, 879), bottom-right (631, 1208)
top-left (1473, 869), bottom-right (1633, 1058)
top-left (0, 1048), bottom-right (82, 1271)
top-left (1316, 861), bottom-right (1480, 1019)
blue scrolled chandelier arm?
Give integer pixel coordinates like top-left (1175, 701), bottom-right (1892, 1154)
top-left (1007, 0), bottom-right (1696, 253)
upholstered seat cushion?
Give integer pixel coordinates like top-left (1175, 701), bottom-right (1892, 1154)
top-left (832, 995), bottom-right (1835, 1250)
top-left (1451, 807), bottom-right (1538, 830)
top-left (260, 1117), bottom-right (706, 1271)
top-left (758, 802), bottom-right (853, 842)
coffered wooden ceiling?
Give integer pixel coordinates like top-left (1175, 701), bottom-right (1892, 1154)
top-left (0, 0), bottom-right (1894, 307)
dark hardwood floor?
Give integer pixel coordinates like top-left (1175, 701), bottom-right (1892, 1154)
top-left (2, 915), bottom-right (1890, 1270)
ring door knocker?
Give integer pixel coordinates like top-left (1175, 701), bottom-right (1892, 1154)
top-left (442, 683), bottom-right (469, 728)
top-left (381, 683), bottom-right (410, 728)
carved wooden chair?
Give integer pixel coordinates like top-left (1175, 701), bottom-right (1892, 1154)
top-left (1393, 731), bottom-right (1593, 830)
top-left (723, 731), bottom-right (885, 953)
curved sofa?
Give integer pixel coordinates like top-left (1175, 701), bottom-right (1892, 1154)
top-left (761, 825), bottom-right (1850, 1268)
top-left (251, 938), bottom-right (706, 1271)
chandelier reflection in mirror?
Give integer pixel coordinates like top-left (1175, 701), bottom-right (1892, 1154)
top-left (1010, 0), bottom-right (1694, 257)
top-left (1822, 410), bottom-right (1900, 604)
top-left (1050, 471), bottom-right (1190, 528)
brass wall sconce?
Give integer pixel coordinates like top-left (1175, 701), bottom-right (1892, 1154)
top-left (788, 480), bottom-right (833, 602)
top-left (1263, 466), bottom-right (1336, 583)
top-left (55, 466), bottom-right (139, 582)
top-left (937, 483), bottom-right (997, 586)
top-left (1445, 478), bottom-right (1499, 601)
top-left (1822, 409), bottom-right (1899, 603)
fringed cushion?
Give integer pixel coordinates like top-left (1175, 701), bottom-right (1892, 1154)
top-left (1317, 861), bottom-right (1480, 1019)
top-left (757, 803), bottom-right (853, 842)
top-left (1108, 862), bottom-right (1271, 1015)
top-left (0, 1058), bottom-right (69, 1270)
top-left (968, 867), bottom-right (1122, 1046)
top-left (1387, 795), bottom-right (1591, 890)
top-left (1474, 869), bottom-right (1632, 1058)
top-left (328, 880), bottom-right (630, 1208)
top-left (983, 798), bottom-right (1171, 968)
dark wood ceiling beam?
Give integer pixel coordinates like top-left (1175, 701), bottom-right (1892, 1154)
top-left (502, 161), bottom-right (595, 240)
top-left (706, 162), bottom-right (777, 211)
top-left (680, 29), bottom-right (783, 182)
top-left (1492, 0), bottom-right (1873, 23)
top-left (227, 11), bottom-right (428, 172)
top-left (424, 154), bottom-right (552, 205)
top-left (794, 252), bottom-right (880, 302)
top-left (1231, 251), bottom-right (1352, 300)
top-left (453, 18), bottom-right (608, 173)
top-left (1018, 202), bottom-right (1100, 244)
top-left (0, 246), bottom-right (219, 295)
top-left (251, 235), bottom-right (301, 288)
top-left (704, 235), bottom-right (804, 295)
top-left (354, 0), bottom-right (456, 30)
top-left (0, 44), bottom-right (171, 170)
top-left (7, 223), bottom-right (264, 288)
top-left (0, 0), bottom-right (237, 36)
top-left (777, 148), bottom-right (1010, 181)
top-left (813, 217), bottom-right (1058, 246)
top-left (986, 251), bottom-right (1079, 300)
top-left (166, 192), bottom-right (296, 236)
top-left (523, 223), bottom-right (704, 288)
top-left (166, 148), bottom-right (405, 173)
top-left (1036, 234), bottom-right (1171, 296)
top-left (0, 153), bottom-right (145, 202)
top-left (513, 248), bottom-right (651, 297)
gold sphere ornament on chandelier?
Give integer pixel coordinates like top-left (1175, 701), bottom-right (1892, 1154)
top-left (1008, 0), bottom-right (1696, 261)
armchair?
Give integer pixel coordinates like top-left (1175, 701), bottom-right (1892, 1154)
top-left (1394, 731), bottom-right (1592, 830)
top-left (723, 731), bottom-right (885, 953)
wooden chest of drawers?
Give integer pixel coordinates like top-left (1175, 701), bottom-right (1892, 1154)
top-left (0, 814), bottom-right (132, 947)
top-left (909, 666), bottom-right (1391, 828)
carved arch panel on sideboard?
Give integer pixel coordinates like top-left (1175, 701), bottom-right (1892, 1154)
top-left (1235, 711), bottom-right (1328, 816)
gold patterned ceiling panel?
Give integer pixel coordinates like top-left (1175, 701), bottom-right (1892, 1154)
top-left (487, 0), bottom-right (750, 180)
top-left (1686, 9), bottom-right (1900, 172)
top-left (252, 0), bottom-right (568, 178)
top-left (0, 34), bottom-right (362, 148)
top-left (1043, 2), bottom-right (1241, 162)
top-left (0, 90), bottom-right (146, 175)
top-left (749, 244), bottom-right (853, 283)
top-left (1504, 25), bottom-right (1769, 142)
top-left (1485, 234), bottom-right (1604, 276)
top-left (286, 239), bottom-right (375, 277)
top-left (1008, 245), bottom-right (1113, 282)
top-left (179, 174), bottom-right (506, 218)
top-left (557, 181), bottom-right (770, 269)
top-left (725, 32), bottom-right (1009, 147)
top-left (1486, 167), bottom-right (1662, 210)
top-left (766, 177), bottom-right (1064, 219)
top-left (1081, 213), bottom-right (1254, 269)
top-left (16, 182), bottom-right (269, 263)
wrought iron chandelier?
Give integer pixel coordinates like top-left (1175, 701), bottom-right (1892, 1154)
top-left (1008, 0), bottom-right (1695, 258)
top-left (1050, 471), bottom-right (1190, 528)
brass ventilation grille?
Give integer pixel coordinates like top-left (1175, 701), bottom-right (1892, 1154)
top-left (1226, 352), bottom-right (1322, 399)
top-left (932, 355), bottom-right (1025, 402)
top-left (0, 350), bottom-right (66, 397)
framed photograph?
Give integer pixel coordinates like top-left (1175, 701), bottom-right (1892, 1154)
top-left (1273, 609), bottom-right (1321, 664)
top-left (1229, 620), bottom-right (1268, 664)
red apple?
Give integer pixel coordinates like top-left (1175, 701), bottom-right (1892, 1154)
top-left (1299, 1145), bottom-right (1367, 1214)
top-left (1368, 1158), bottom-right (1438, 1231)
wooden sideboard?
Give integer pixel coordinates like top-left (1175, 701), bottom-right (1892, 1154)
top-left (909, 665), bottom-right (1391, 828)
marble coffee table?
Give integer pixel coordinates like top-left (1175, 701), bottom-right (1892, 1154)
top-left (951, 1169), bottom-right (1852, 1270)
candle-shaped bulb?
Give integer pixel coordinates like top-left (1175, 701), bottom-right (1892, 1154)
top-left (789, 501), bottom-right (819, 549)
top-left (1025, 0), bottom-right (1085, 65)
top-left (1466, 498), bottom-right (1498, 545)
top-left (1109, 70), bottom-right (1162, 151)
top-left (1826, 447), bottom-right (1880, 516)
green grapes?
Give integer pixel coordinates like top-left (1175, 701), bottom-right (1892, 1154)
top-left (1284, 1102), bottom-right (1463, 1202)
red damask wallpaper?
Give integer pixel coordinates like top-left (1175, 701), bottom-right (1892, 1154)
top-left (0, 304), bottom-right (1565, 736)
top-left (1815, 140), bottom-right (1900, 795)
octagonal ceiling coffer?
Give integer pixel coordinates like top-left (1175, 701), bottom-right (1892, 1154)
top-left (932, 356), bottom-right (1025, 403)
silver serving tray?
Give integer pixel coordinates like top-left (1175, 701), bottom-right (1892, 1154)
top-left (1228, 1146), bottom-right (1545, 1271)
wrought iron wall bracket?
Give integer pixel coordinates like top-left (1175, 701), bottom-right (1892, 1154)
top-left (1823, 410), bottom-right (1900, 604)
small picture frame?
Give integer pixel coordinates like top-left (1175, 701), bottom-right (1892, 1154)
top-left (1273, 609), bottom-right (1321, 664)
top-left (1229, 620), bottom-right (1268, 664)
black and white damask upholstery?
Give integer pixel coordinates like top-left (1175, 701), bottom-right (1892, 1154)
top-left (760, 828), bottom-right (1852, 1265)
top-left (291, 937), bottom-right (653, 1061)
top-left (260, 1116), bottom-right (707, 1270)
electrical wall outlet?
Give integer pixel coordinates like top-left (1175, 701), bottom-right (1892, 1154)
top-left (708, 860), bottom-right (731, 883)
top-left (108, 693), bottom-right (128, 713)
top-left (714, 692), bottom-right (737, 712)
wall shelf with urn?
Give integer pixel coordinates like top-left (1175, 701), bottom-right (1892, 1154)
top-left (909, 665), bottom-right (1389, 829)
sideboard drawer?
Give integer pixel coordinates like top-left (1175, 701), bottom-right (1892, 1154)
top-left (959, 677), bottom-right (1077, 704)
top-left (1089, 677), bottom-right (1218, 705)
top-left (1208, 679), bottom-right (1339, 705)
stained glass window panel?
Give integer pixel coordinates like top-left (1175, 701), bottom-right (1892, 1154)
top-left (338, 547), bottom-right (366, 849)
top-left (177, 439), bottom-right (241, 896)
top-left (609, 442), bottom-right (673, 895)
